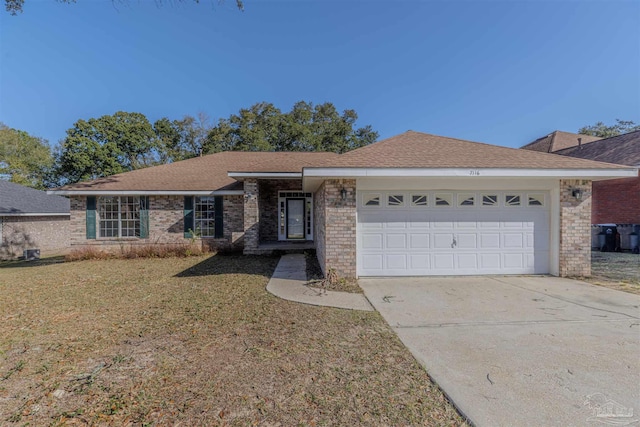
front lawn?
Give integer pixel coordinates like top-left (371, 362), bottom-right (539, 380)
top-left (588, 252), bottom-right (640, 295)
top-left (0, 255), bottom-right (465, 426)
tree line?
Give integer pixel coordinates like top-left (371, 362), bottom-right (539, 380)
top-left (0, 101), bottom-right (378, 189)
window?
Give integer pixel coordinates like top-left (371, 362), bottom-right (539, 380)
top-left (98, 196), bottom-right (141, 238)
top-left (364, 194), bottom-right (380, 206)
top-left (505, 195), bottom-right (521, 207)
top-left (388, 194), bottom-right (404, 206)
top-left (194, 197), bottom-right (216, 237)
top-left (482, 194), bottom-right (498, 206)
top-left (435, 193), bottom-right (452, 206)
top-left (528, 194), bottom-right (545, 206)
top-left (411, 194), bottom-right (428, 206)
top-left (458, 193), bottom-right (475, 207)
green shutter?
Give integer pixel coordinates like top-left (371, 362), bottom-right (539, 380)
top-left (214, 196), bottom-right (224, 238)
top-left (184, 196), bottom-right (194, 238)
top-left (86, 196), bottom-right (96, 239)
top-left (139, 196), bottom-right (149, 238)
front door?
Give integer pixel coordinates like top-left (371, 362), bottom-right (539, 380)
top-left (286, 198), bottom-right (305, 239)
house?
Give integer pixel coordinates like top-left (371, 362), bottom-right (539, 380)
top-left (523, 130), bottom-right (640, 249)
top-left (49, 131), bottom-right (637, 278)
top-left (0, 180), bottom-right (71, 259)
top-left (520, 130), bottom-right (601, 153)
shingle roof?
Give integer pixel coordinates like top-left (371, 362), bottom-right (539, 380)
top-left (553, 130), bottom-right (640, 167)
top-left (324, 131), bottom-right (625, 169)
top-left (58, 151), bottom-right (340, 192)
top-left (0, 181), bottom-right (70, 215)
top-left (521, 131), bottom-right (601, 153)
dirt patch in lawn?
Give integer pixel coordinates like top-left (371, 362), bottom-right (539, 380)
top-left (305, 251), bottom-right (363, 294)
top-left (585, 252), bottom-right (640, 295)
top-left (0, 254), bottom-right (465, 426)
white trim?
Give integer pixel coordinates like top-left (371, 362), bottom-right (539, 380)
top-left (0, 212), bottom-right (70, 217)
top-left (228, 172), bottom-right (302, 179)
top-left (303, 167), bottom-right (637, 179)
top-left (47, 190), bottom-right (244, 196)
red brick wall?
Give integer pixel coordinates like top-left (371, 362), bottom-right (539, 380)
top-left (592, 174), bottom-right (640, 224)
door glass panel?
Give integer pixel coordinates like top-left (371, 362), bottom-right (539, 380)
top-left (287, 199), bottom-right (305, 239)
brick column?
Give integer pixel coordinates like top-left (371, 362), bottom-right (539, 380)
top-left (243, 179), bottom-right (260, 254)
top-left (559, 179), bottom-right (592, 277)
top-left (322, 179), bottom-right (357, 278)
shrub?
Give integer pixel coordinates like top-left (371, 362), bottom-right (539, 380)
top-left (65, 243), bottom-right (210, 262)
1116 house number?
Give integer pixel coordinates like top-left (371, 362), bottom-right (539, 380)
top-left (469, 170), bottom-right (480, 176)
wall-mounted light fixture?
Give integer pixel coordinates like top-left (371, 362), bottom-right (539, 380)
top-left (572, 188), bottom-right (583, 200)
top-left (340, 188), bottom-right (347, 200)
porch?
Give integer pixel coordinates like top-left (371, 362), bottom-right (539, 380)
top-left (242, 178), bottom-right (315, 255)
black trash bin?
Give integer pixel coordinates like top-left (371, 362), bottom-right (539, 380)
top-left (631, 225), bottom-right (640, 254)
top-left (600, 225), bottom-right (618, 252)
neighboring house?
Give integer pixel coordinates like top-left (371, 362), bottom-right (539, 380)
top-left (523, 130), bottom-right (640, 249)
top-left (521, 130), bottom-right (601, 153)
top-left (49, 131), bottom-right (636, 278)
top-left (0, 181), bottom-right (71, 259)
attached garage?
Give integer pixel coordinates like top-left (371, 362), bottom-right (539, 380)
top-left (357, 190), bottom-right (550, 276)
top-left (303, 131), bottom-right (638, 279)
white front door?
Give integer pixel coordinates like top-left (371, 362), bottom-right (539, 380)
top-left (357, 191), bottom-right (550, 276)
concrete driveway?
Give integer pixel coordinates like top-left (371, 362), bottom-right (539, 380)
top-left (359, 276), bottom-right (640, 427)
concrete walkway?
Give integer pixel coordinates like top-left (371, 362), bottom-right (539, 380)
top-left (266, 254), bottom-right (373, 311)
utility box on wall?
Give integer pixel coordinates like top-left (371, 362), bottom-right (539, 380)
top-left (23, 249), bottom-right (40, 261)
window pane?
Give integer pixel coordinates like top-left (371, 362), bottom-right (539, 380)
top-left (388, 194), bottom-right (404, 206)
top-left (506, 195), bottom-right (521, 206)
top-left (194, 197), bottom-right (216, 237)
top-left (411, 195), bottom-right (428, 206)
top-left (98, 196), bottom-right (140, 238)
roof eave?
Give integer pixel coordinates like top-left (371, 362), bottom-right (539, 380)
top-left (46, 190), bottom-right (245, 196)
top-left (302, 167), bottom-right (638, 179)
top-left (0, 212), bottom-right (70, 217)
top-left (227, 172), bottom-right (302, 181)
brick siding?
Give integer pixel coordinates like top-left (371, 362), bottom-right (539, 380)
top-left (559, 179), bottom-right (592, 277)
top-left (314, 179), bottom-right (356, 278)
top-left (592, 174), bottom-right (640, 224)
top-left (69, 195), bottom-right (244, 252)
top-left (258, 179), bottom-right (303, 241)
top-left (0, 215), bottom-right (70, 259)
top-left (314, 181), bottom-right (327, 275)
top-left (243, 179), bottom-right (260, 254)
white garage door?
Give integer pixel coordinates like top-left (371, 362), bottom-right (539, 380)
top-left (357, 191), bottom-right (550, 276)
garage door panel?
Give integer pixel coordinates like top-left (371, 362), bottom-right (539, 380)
top-left (456, 233), bottom-right (477, 249)
top-left (386, 234), bottom-right (407, 249)
top-left (386, 221), bottom-right (407, 229)
top-left (479, 253), bottom-right (501, 269)
top-left (504, 253), bottom-right (524, 268)
top-left (503, 233), bottom-right (524, 248)
top-left (362, 254), bottom-right (383, 270)
top-left (433, 253), bottom-right (455, 269)
top-left (410, 234), bottom-right (430, 248)
top-left (457, 253), bottom-right (478, 269)
top-left (410, 254), bottom-right (430, 269)
top-left (361, 233), bottom-right (383, 250)
top-left (357, 190), bottom-right (550, 276)
top-left (432, 220), bottom-right (455, 229)
top-left (478, 221), bottom-right (501, 229)
top-left (386, 254), bottom-right (407, 269)
top-left (434, 233), bottom-right (455, 249)
top-left (480, 233), bottom-right (501, 249)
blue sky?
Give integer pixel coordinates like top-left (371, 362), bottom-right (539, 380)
top-left (1, 0), bottom-right (638, 149)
